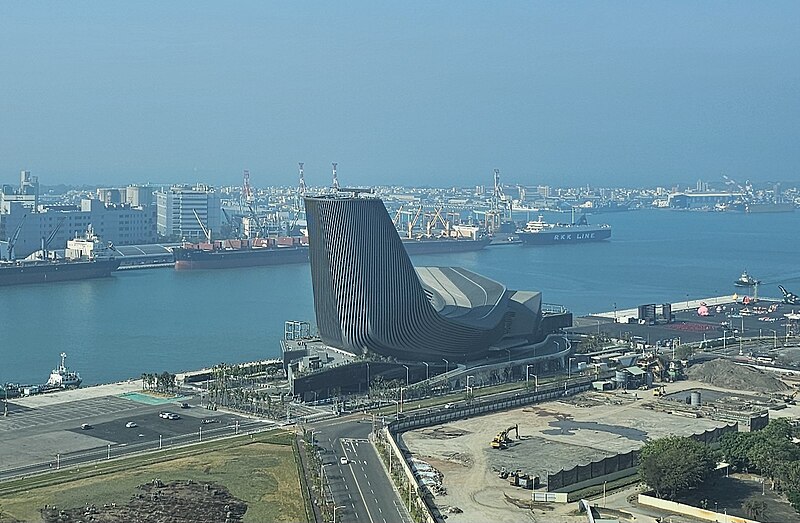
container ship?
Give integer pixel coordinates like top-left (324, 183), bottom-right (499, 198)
top-left (0, 228), bottom-right (120, 286)
top-left (173, 228), bottom-right (490, 270)
top-left (172, 237), bottom-right (310, 270)
top-left (517, 214), bottom-right (611, 246)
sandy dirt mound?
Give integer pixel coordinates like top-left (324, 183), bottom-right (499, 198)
top-left (688, 359), bottom-right (789, 393)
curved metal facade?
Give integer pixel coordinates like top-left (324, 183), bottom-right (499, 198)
top-left (305, 195), bottom-right (542, 361)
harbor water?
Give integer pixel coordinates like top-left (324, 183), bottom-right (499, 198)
top-left (2, 209), bottom-right (800, 386)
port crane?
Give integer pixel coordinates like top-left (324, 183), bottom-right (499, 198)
top-left (490, 424), bottom-right (519, 449)
top-left (193, 210), bottom-right (212, 243)
top-left (5, 213), bottom-right (26, 261)
top-left (33, 216), bottom-right (66, 260)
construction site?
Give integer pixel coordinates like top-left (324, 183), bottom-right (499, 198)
top-left (399, 356), bottom-right (800, 523)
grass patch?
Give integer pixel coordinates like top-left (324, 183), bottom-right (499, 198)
top-left (0, 431), bottom-right (306, 523)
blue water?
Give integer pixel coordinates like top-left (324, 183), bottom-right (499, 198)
top-left (2, 209), bottom-right (799, 386)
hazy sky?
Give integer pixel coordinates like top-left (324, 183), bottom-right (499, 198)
top-left (1, 3), bottom-right (798, 189)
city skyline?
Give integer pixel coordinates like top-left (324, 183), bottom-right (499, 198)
top-left (1, 3), bottom-right (798, 188)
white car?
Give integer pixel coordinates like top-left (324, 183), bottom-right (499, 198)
top-left (125, 421), bottom-right (137, 428)
top-left (340, 456), bottom-right (348, 465)
top-left (159, 412), bottom-right (170, 419)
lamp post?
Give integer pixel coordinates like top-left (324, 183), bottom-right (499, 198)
top-left (504, 348), bottom-right (511, 363)
top-left (466, 375), bottom-right (474, 394)
top-left (442, 358), bottom-right (449, 373)
top-left (770, 329), bottom-right (778, 349)
top-left (568, 357), bottom-right (576, 380)
top-left (526, 365), bottom-right (537, 391)
top-left (320, 462), bottom-right (332, 499)
top-left (365, 363), bottom-right (370, 397)
top-left (723, 330), bottom-right (728, 350)
top-left (333, 505), bottom-right (346, 523)
top-left (402, 364), bottom-right (410, 386)
top-left (423, 362), bottom-right (429, 381)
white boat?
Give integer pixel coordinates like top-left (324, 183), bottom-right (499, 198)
top-left (734, 271), bottom-right (760, 287)
top-left (46, 352), bottom-right (82, 389)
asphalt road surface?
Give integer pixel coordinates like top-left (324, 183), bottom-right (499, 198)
top-left (0, 392), bottom-right (269, 481)
top-left (311, 416), bottom-right (413, 523)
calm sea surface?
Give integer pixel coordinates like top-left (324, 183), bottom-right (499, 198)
top-left (2, 209), bottom-right (800, 386)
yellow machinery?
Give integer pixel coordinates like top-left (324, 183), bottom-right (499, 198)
top-left (490, 424), bottom-right (519, 449)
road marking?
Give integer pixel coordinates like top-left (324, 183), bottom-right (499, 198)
top-left (341, 440), bottom-right (376, 523)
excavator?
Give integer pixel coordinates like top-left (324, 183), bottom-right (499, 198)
top-left (490, 424), bottom-right (519, 449)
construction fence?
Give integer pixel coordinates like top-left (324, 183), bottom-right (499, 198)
top-left (548, 423), bottom-right (738, 492)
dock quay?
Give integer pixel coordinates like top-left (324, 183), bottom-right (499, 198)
top-left (573, 294), bottom-right (799, 349)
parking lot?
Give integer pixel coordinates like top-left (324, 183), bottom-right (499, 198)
top-left (573, 298), bottom-right (799, 346)
top-left (0, 385), bottom-right (265, 477)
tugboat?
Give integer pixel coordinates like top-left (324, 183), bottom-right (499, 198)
top-left (46, 352), bottom-right (82, 389)
top-left (734, 271), bottom-right (760, 287)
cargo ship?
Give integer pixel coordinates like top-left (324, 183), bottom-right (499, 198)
top-left (172, 237), bottom-right (309, 270)
top-left (517, 213), bottom-right (611, 246)
top-left (173, 228), bottom-right (491, 269)
top-left (0, 228), bottom-right (120, 286)
top-left (401, 235), bottom-right (491, 254)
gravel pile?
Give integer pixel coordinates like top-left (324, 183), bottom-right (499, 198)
top-left (687, 358), bottom-right (789, 393)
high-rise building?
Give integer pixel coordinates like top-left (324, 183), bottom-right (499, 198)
top-left (304, 193), bottom-right (561, 362)
top-left (156, 184), bottom-right (221, 241)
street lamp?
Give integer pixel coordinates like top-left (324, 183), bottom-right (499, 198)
top-left (526, 365), bottom-right (538, 391)
top-left (320, 462), bottom-right (332, 498)
top-left (402, 364), bottom-right (410, 386)
top-left (365, 363), bottom-right (370, 397)
top-left (568, 357), bottom-right (576, 379)
top-left (423, 362), bottom-right (429, 381)
top-left (333, 505), bottom-right (346, 523)
top-left (466, 375), bottom-right (474, 394)
top-left (770, 329), bottom-right (778, 349)
top-left (442, 358), bottom-right (449, 373)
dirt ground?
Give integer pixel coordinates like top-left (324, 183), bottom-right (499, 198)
top-left (40, 480), bottom-right (247, 523)
top-left (402, 379), bottom-right (759, 523)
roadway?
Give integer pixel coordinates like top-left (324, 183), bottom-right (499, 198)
top-left (310, 416), bottom-right (413, 523)
top-left (0, 391), bottom-right (269, 481)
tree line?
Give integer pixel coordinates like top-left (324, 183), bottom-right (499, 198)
top-left (639, 419), bottom-right (800, 518)
top-left (140, 372), bottom-right (177, 394)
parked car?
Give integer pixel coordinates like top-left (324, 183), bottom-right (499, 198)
top-left (125, 421), bottom-right (137, 428)
top-left (80, 423), bottom-right (92, 430)
top-left (340, 456), bottom-right (348, 465)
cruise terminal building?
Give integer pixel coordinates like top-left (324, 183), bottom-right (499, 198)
top-left (285, 192), bottom-right (572, 398)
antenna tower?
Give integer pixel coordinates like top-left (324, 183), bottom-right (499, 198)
top-left (332, 162), bottom-right (339, 191)
top-left (298, 162), bottom-right (306, 196)
top-left (242, 170), bottom-right (254, 206)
